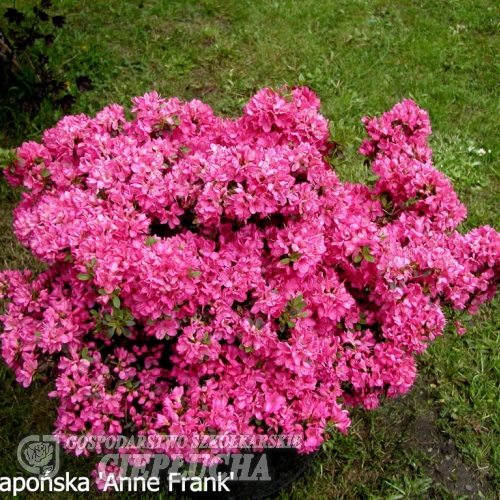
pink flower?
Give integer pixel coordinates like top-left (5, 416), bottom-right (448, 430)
top-left (2, 88), bottom-right (500, 469)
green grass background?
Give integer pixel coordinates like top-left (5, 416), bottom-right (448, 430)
top-left (1, 0), bottom-right (500, 498)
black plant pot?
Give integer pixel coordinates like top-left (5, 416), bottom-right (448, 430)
top-left (165, 448), bottom-right (318, 500)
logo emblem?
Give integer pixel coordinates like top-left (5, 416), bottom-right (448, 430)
top-left (17, 435), bottom-right (60, 477)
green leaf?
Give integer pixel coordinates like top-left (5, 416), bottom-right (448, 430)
top-left (188, 270), bottom-right (202, 278)
top-left (353, 255), bottom-right (362, 264)
top-left (77, 273), bottom-right (90, 281)
top-left (145, 237), bottom-right (158, 246)
top-left (80, 347), bottom-right (94, 361)
top-left (40, 169), bottom-right (51, 178)
top-left (34, 331), bottom-right (42, 338)
top-left (122, 328), bottom-right (133, 338)
top-left (254, 317), bottom-right (265, 330)
top-left (364, 253), bottom-right (375, 263)
top-left (0, 148), bottom-right (19, 170)
top-left (280, 258), bottom-right (291, 265)
top-left (404, 196), bottom-right (418, 207)
top-left (113, 295), bottom-right (121, 309)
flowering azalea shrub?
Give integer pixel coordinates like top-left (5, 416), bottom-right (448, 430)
top-left (1, 87), bottom-right (500, 480)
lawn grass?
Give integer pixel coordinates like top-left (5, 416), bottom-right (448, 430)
top-left (1, 0), bottom-right (500, 498)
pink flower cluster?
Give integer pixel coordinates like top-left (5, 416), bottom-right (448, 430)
top-left (2, 88), bottom-right (500, 476)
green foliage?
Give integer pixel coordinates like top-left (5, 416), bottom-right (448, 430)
top-left (76, 257), bottom-right (96, 281)
top-left (0, 1), bottom-right (91, 145)
top-left (145, 236), bottom-right (159, 246)
top-left (90, 302), bottom-right (135, 339)
top-left (279, 294), bottom-right (309, 332)
top-left (0, 147), bottom-right (17, 171)
top-left (353, 245), bottom-right (375, 264)
top-left (188, 267), bottom-right (202, 278)
top-left (280, 252), bottom-right (302, 265)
